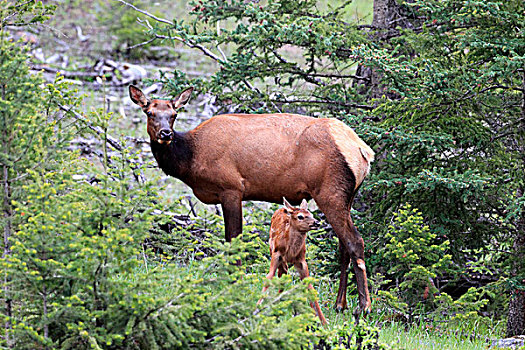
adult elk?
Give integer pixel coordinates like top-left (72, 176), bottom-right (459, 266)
top-left (129, 85), bottom-right (375, 313)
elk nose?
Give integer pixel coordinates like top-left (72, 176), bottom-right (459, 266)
top-left (159, 129), bottom-right (173, 141)
top-left (310, 220), bottom-right (320, 229)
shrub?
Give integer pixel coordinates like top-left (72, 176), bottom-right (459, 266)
top-left (380, 204), bottom-right (453, 314)
top-left (377, 204), bottom-right (491, 326)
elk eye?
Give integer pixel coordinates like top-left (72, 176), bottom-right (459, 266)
top-left (297, 215), bottom-right (304, 220)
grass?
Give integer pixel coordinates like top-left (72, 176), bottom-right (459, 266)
top-left (127, 254), bottom-right (503, 349)
top-left (379, 322), bottom-right (501, 350)
top-left (124, 203), bottom-right (504, 350)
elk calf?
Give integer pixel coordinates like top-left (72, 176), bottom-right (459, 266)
top-left (258, 198), bottom-right (327, 325)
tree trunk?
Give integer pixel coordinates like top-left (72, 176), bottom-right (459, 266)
top-left (506, 72), bottom-right (525, 337)
top-left (506, 265), bottom-right (525, 337)
top-left (354, 0), bottom-right (421, 99)
top-left (2, 167), bottom-right (13, 348)
top-left (371, 0), bottom-right (395, 29)
top-left (506, 211), bottom-right (525, 336)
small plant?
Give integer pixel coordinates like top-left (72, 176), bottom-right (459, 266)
top-left (317, 319), bottom-right (389, 350)
top-left (377, 204), bottom-right (492, 328)
top-left (379, 204), bottom-right (453, 320)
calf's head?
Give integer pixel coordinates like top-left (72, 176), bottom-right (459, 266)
top-left (283, 198), bottom-right (318, 233)
top-left (129, 85), bottom-right (193, 144)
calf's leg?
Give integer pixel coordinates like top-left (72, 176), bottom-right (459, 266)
top-left (294, 261), bottom-right (327, 325)
top-left (258, 253), bottom-right (281, 304)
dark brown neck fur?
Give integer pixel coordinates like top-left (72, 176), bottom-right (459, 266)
top-left (150, 131), bottom-right (194, 181)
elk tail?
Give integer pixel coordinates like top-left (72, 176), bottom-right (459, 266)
top-left (326, 119), bottom-right (375, 187)
top-left (359, 146), bottom-right (375, 163)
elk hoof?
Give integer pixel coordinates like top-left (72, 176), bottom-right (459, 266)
top-left (353, 305), bottom-right (372, 317)
top-left (334, 304), bottom-right (346, 313)
top-left (352, 307), bottom-right (361, 317)
top-left (363, 300), bottom-right (372, 315)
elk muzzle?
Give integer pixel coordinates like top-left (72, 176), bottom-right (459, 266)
top-left (309, 219), bottom-right (319, 230)
top-left (158, 129), bottom-right (174, 144)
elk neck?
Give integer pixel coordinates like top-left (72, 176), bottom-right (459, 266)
top-left (285, 227), bottom-right (307, 258)
top-left (149, 131), bottom-right (194, 181)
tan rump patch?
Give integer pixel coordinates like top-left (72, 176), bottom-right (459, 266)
top-left (326, 119), bottom-right (375, 189)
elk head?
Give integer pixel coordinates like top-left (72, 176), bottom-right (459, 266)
top-left (283, 198), bottom-right (318, 233)
top-left (129, 85), bottom-right (193, 145)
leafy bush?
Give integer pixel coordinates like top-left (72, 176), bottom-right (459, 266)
top-left (0, 31), bottom-right (80, 346)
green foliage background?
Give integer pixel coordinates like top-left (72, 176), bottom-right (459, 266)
top-left (2, 0), bottom-right (524, 348)
top-left (154, 0), bottom-right (524, 290)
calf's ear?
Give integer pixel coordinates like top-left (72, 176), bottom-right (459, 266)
top-left (283, 197), bottom-right (294, 211)
top-left (300, 199), bottom-right (308, 210)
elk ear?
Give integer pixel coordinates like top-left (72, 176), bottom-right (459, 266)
top-left (300, 199), bottom-right (308, 210)
top-left (129, 85), bottom-right (149, 108)
top-left (283, 197), bottom-right (294, 211)
top-left (173, 87), bottom-right (194, 109)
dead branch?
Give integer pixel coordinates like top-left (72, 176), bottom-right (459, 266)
top-left (31, 65), bottom-right (101, 79)
top-left (58, 104), bottom-right (123, 151)
top-left (58, 104), bottom-right (147, 184)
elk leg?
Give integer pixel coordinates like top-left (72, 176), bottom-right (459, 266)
top-left (277, 263), bottom-right (287, 293)
top-left (314, 192), bottom-right (371, 314)
top-left (277, 264), bottom-right (288, 278)
top-left (347, 217), bottom-right (371, 314)
top-left (258, 254), bottom-right (280, 305)
top-left (335, 240), bottom-right (350, 312)
top-left (220, 192), bottom-right (243, 242)
top-left (294, 261), bottom-right (327, 325)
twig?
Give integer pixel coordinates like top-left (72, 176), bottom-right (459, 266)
top-left (120, 1), bottom-right (223, 62)
top-left (272, 98), bottom-right (374, 111)
top-left (31, 65), bottom-right (100, 79)
top-left (151, 33), bottom-right (221, 62)
top-left (216, 21), bottom-right (228, 62)
top-left (186, 197), bottom-right (198, 217)
top-left (127, 37), bottom-right (157, 50)
top-left (58, 104), bottom-right (148, 184)
top-left (58, 104), bottom-right (122, 151)
top-left (142, 244), bottom-right (149, 273)
top-left (252, 287), bottom-right (298, 316)
top-left (115, 0), bottom-right (172, 25)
